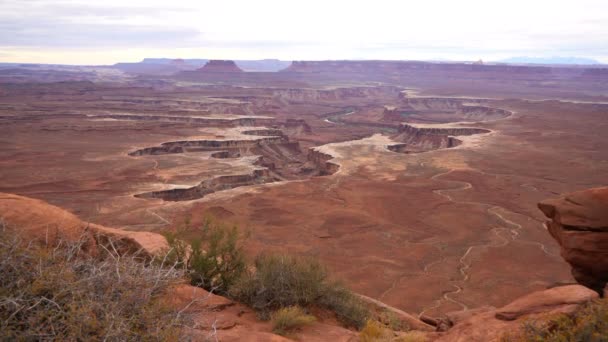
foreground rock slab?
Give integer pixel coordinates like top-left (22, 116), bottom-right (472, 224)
top-left (539, 186), bottom-right (608, 293)
top-left (432, 285), bottom-right (598, 341)
top-left (0, 192), bottom-right (168, 258)
top-left (494, 285), bottom-right (598, 321)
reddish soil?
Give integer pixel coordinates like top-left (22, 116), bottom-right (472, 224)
top-left (1, 61), bottom-right (607, 319)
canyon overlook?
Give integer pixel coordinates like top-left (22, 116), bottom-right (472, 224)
top-left (1, 58), bottom-right (607, 340)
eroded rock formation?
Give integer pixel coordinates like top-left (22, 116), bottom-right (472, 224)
top-left (131, 127), bottom-right (339, 201)
top-left (135, 169), bottom-right (275, 202)
top-left (388, 124), bottom-right (489, 153)
top-left (383, 97), bottom-right (511, 124)
top-left (539, 186), bottom-right (608, 293)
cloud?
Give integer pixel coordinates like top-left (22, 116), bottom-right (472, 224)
top-left (1, 0), bottom-right (607, 64)
top-left (0, 1), bottom-right (202, 48)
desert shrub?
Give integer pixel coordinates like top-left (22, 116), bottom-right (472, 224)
top-left (230, 253), bottom-right (370, 328)
top-left (0, 224), bottom-right (195, 341)
top-left (378, 308), bottom-right (408, 331)
top-left (501, 298), bottom-right (608, 342)
top-left (163, 218), bottom-right (247, 294)
top-left (318, 282), bottom-right (371, 329)
top-left (360, 319), bottom-right (392, 341)
top-left (161, 230), bottom-right (190, 268)
top-left (271, 306), bottom-right (316, 336)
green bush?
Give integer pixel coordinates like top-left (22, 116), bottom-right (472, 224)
top-left (0, 225), bottom-right (189, 341)
top-left (319, 282), bottom-right (371, 329)
top-left (230, 253), bottom-right (370, 328)
top-left (502, 298), bottom-right (608, 341)
top-left (163, 218), bottom-right (247, 295)
top-left (271, 306), bottom-right (316, 336)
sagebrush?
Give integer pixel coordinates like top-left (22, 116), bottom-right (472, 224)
top-left (0, 224), bottom-right (192, 341)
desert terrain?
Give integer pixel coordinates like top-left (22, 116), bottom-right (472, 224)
top-left (1, 59), bottom-right (607, 320)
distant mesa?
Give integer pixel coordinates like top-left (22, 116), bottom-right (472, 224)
top-left (197, 60), bottom-right (244, 73)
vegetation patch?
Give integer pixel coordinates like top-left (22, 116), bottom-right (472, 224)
top-left (0, 225), bottom-right (190, 341)
top-left (163, 218), bottom-right (247, 294)
top-left (271, 306), bottom-right (316, 336)
top-left (230, 253), bottom-right (370, 328)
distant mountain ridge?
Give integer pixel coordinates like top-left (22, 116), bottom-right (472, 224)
top-left (498, 56), bottom-right (601, 65)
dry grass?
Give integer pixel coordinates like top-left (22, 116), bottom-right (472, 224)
top-left (271, 306), bottom-right (316, 336)
top-left (360, 319), bottom-right (426, 342)
top-left (0, 221), bottom-right (213, 341)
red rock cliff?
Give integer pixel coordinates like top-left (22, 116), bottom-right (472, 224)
top-left (538, 186), bottom-right (608, 294)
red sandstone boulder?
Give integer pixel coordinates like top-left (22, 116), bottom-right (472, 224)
top-left (494, 285), bottom-right (598, 321)
top-left (538, 186), bottom-right (608, 292)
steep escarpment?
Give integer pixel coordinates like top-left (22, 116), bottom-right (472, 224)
top-left (383, 97), bottom-right (511, 124)
top-left (131, 128), bottom-right (339, 201)
top-left (307, 149), bottom-right (340, 175)
top-left (129, 136), bottom-right (287, 156)
top-left (388, 123), bottom-right (489, 153)
top-left (539, 186), bottom-right (608, 294)
top-left (135, 169), bottom-right (274, 201)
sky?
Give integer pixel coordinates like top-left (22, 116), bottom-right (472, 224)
top-left (0, 0), bottom-right (607, 65)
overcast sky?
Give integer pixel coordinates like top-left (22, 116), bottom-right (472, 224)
top-left (1, 0), bottom-right (607, 64)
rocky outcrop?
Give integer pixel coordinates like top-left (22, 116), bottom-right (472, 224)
top-left (135, 169), bottom-right (275, 202)
top-left (494, 285), bottom-right (598, 320)
top-left (241, 129), bottom-right (285, 136)
top-left (307, 149), bottom-right (340, 175)
top-left (539, 186), bottom-right (608, 293)
top-left (210, 150), bottom-right (241, 159)
top-left (431, 285), bottom-right (598, 341)
top-left (281, 119), bottom-right (312, 135)
top-left (388, 124), bottom-right (489, 153)
top-left (129, 136), bottom-right (287, 156)
top-left (0, 192), bottom-right (168, 258)
top-left (197, 60), bottom-right (244, 73)
top-left (385, 97), bottom-right (511, 124)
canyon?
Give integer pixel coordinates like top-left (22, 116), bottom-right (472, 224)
top-left (1, 59), bottom-right (608, 340)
